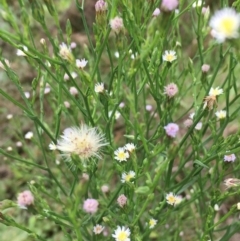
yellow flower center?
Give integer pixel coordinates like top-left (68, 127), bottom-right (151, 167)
top-left (167, 196), bottom-right (176, 203)
top-left (166, 54), bottom-right (174, 62)
top-left (125, 174), bottom-right (131, 182)
top-left (118, 231), bottom-right (127, 241)
top-left (219, 18), bottom-right (235, 35)
top-left (118, 152), bottom-right (126, 159)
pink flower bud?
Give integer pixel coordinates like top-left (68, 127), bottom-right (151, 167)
top-left (83, 198), bottom-right (99, 214)
top-left (117, 194), bottom-right (127, 208)
top-left (17, 190), bottom-right (34, 209)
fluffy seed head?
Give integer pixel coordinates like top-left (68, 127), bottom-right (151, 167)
top-left (56, 125), bottom-right (107, 161)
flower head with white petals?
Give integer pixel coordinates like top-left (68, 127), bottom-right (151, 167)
top-left (162, 50), bottom-right (177, 63)
top-left (121, 171), bottom-right (135, 183)
top-left (93, 224), bottom-right (105, 234)
top-left (209, 87), bottom-right (223, 96)
top-left (76, 59), bottom-right (88, 69)
top-left (215, 110), bottom-right (226, 119)
top-left (112, 226), bottom-right (131, 241)
top-left (95, 83), bottom-right (105, 93)
top-left (114, 147), bottom-right (129, 162)
top-left (209, 8), bottom-right (240, 43)
top-left (149, 218), bottom-right (158, 229)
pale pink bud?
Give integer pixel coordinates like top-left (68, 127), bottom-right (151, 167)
top-left (224, 154), bottom-right (236, 162)
top-left (69, 86), bottom-right (78, 96)
top-left (164, 83), bottom-right (178, 98)
top-left (17, 190), bottom-right (34, 209)
top-left (117, 194), bottom-right (127, 208)
top-left (164, 123), bottom-right (179, 138)
top-left (110, 16), bottom-right (124, 34)
top-left (202, 64), bottom-right (210, 73)
top-left (152, 8), bottom-right (161, 17)
top-left (146, 105), bottom-right (153, 111)
top-left (161, 0), bottom-right (179, 11)
top-left (184, 119), bottom-right (193, 128)
top-left (64, 101), bottom-right (70, 108)
top-left (82, 173), bottom-right (89, 181)
top-left (95, 0), bottom-right (108, 12)
top-left (83, 198), bottom-right (99, 214)
top-left (70, 42), bottom-right (77, 49)
top-left (101, 185), bottom-right (110, 193)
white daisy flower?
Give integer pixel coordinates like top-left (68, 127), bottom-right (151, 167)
top-left (162, 50), bottom-right (177, 63)
top-left (209, 87), bottom-right (223, 96)
top-left (114, 147), bottom-right (129, 162)
top-left (95, 83), bottom-right (105, 93)
top-left (93, 224), bottom-right (105, 234)
top-left (215, 110), bottom-right (226, 119)
top-left (121, 171), bottom-right (135, 183)
top-left (112, 226), bottom-right (131, 241)
top-left (76, 58), bottom-right (88, 69)
top-left (124, 143), bottom-right (136, 153)
top-left (209, 8), bottom-right (240, 43)
top-left (149, 218), bottom-right (158, 229)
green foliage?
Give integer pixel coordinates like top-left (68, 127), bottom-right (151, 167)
top-left (1, 0), bottom-right (240, 241)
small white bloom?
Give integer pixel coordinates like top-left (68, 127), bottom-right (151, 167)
top-left (59, 43), bottom-right (72, 61)
top-left (189, 112), bottom-right (195, 119)
top-left (215, 110), bottom-right (226, 119)
top-left (16, 141), bottom-right (22, 147)
top-left (69, 86), bottom-right (78, 96)
top-left (195, 122), bottom-right (202, 130)
top-left (214, 204), bottom-right (220, 211)
top-left (162, 50), bottom-right (177, 63)
top-left (146, 105), bottom-right (153, 111)
top-left (152, 8), bottom-right (160, 17)
top-left (25, 131), bottom-right (33, 140)
top-left (124, 143), bottom-right (136, 153)
top-left (192, 0), bottom-right (203, 8)
top-left (56, 125), bottom-right (107, 161)
top-left (149, 218), bottom-right (158, 229)
top-left (93, 224), bottom-right (105, 234)
top-left (114, 147), bottom-right (129, 162)
top-left (44, 85), bottom-right (51, 94)
top-left (64, 72), bottom-right (78, 81)
top-left (166, 192), bottom-right (182, 206)
top-left (109, 111), bottom-right (121, 120)
top-left (6, 114), bottom-right (13, 120)
top-left (209, 87), bottom-right (223, 96)
top-left (114, 51), bottom-right (120, 58)
top-left (24, 92), bottom-right (30, 99)
top-left (70, 42), bottom-right (77, 49)
top-left (209, 8), bottom-right (240, 43)
top-left (121, 171), bottom-right (135, 183)
top-left (0, 59), bottom-right (10, 70)
top-left (112, 226), bottom-right (131, 241)
top-left (16, 46), bottom-right (28, 56)
top-left (237, 203), bottom-right (240, 210)
top-left (95, 83), bottom-right (105, 93)
top-left (7, 146), bottom-right (12, 151)
top-left (49, 142), bottom-right (57, 151)
top-left (64, 101), bottom-right (70, 108)
top-left (76, 58), bottom-right (88, 69)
